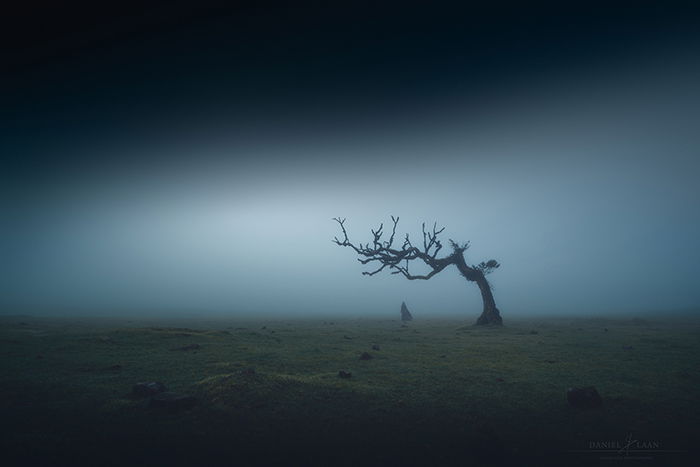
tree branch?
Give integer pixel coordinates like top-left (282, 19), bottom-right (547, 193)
top-left (333, 216), bottom-right (456, 280)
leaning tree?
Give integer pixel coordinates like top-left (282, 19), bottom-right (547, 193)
top-left (333, 216), bottom-right (503, 325)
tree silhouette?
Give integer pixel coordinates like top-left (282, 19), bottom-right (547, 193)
top-left (333, 216), bottom-right (502, 325)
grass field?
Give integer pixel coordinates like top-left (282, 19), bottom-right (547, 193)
top-left (1, 314), bottom-right (698, 466)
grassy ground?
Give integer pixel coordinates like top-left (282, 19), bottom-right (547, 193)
top-left (1, 314), bottom-right (698, 466)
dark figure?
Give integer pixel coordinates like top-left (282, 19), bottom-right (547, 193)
top-left (400, 301), bottom-right (413, 321)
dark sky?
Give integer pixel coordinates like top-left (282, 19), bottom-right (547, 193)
top-left (4, 1), bottom-right (699, 175)
top-left (2, 2), bottom-right (700, 316)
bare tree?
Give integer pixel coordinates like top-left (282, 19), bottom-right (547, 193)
top-left (333, 216), bottom-right (502, 325)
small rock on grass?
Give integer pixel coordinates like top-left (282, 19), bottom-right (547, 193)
top-left (359, 352), bottom-right (372, 360)
top-left (371, 344), bottom-right (380, 351)
top-left (170, 343), bottom-right (201, 351)
top-left (132, 382), bottom-right (167, 397)
top-left (338, 370), bottom-right (352, 379)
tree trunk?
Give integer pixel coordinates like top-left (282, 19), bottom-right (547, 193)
top-left (474, 273), bottom-right (503, 326)
top-left (454, 254), bottom-right (503, 326)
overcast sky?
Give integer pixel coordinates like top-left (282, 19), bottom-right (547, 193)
top-left (2, 2), bottom-right (699, 318)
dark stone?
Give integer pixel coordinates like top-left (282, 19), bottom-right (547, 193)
top-left (567, 386), bottom-right (603, 408)
top-left (343, 335), bottom-right (353, 340)
top-left (132, 382), bottom-right (167, 397)
top-left (544, 359), bottom-right (556, 364)
top-left (338, 370), bottom-right (352, 379)
top-left (106, 364), bottom-right (122, 371)
top-left (623, 345), bottom-right (634, 350)
top-left (170, 343), bottom-right (201, 351)
top-left (604, 328), bottom-right (609, 332)
top-left (149, 392), bottom-right (197, 411)
top-left (529, 330), bottom-right (538, 335)
top-left (495, 377), bottom-right (505, 382)
top-left (359, 352), bottom-right (373, 360)
top-left (371, 344), bottom-right (380, 351)
top-left (400, 301), bottom-right (413, 321)
top-left (239, 367), bottom-right (256, 376)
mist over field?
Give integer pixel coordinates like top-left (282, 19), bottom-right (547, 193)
top-left (2, 3), bottom-right (699, 321)
top-left (3, 63), bottom-right (700, 319)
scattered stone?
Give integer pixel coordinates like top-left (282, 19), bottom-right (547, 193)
top-left (359, 352), bottom-right (373, 360)
top-left (106, 364), bottom-right (122, 371)
top-left (439, 355), bottom-right (446, 358)
top-left (371, 344), bottom-right (381, 351)
top-left (343, 335), bottom-right (353, 340)
top-left (400, 301), bottom-right (413, 322)
top-left (338, 370), bottom-right (352, 379)
top-left (495, 377), bottom-right (505, 382)
top-left (623, 345), bottom-right (634, 350)
top-left (529, 330), bottom-right (538, 335)
top-left (567, 386), bottom-right (602, 409)
top-left (239, 367), bottom-right (256, 376)
top-left (170, 343), bottom-right (201, 351)
top-left (604, 328), bottom-right (609, 332)
top-left (544, 360), bottom-right (556, 364)
top-left (261, 326), bottom-right (267, 330)
top-left (36, 354), bottom-right (43, 359)
top-left (149, 392), bottom-right (196, 411)
top-left (132, 382), bottom-right (167, 397)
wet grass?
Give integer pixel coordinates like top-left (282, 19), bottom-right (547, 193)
top-left (1, 314), bottom-right (698, 466)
